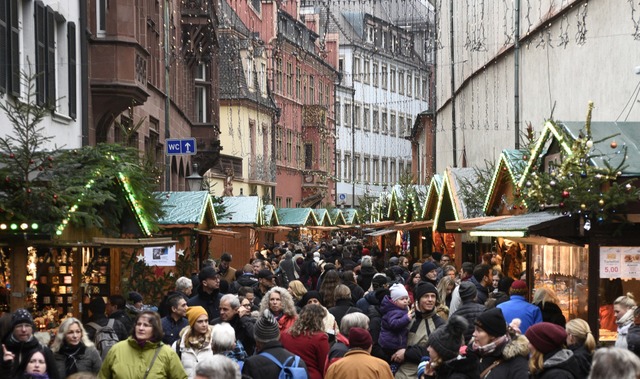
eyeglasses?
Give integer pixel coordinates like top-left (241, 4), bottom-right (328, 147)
top-left (241, 303), bottom-right (251, 308)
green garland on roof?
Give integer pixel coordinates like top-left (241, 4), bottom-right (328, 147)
top-left (522, 103), bottom-right (640, 224)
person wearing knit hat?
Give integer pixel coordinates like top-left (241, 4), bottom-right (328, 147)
top-left (526, 322), bottom-right (581, 378)
top-left (422, 315), bottom-right (478, 378)
top-left (174, 305), bottom-right (215, 377)
top-left (468, 308), bottom-right (530, 379)
top-left (2, 309), bottom-right (61, 379)
top-left (421, 261), bottom-right (439, 285)
top-left (379, 283), bottom-right (412, 356)
top-left (242, 310), bottom-right (309, 379)
top-left (392, 281), bottom-right (446, 379)
top-left (496, 280), bottom-right (542, 334)
top-left (325, 328), bottom-right (395, 379)
top-left (451, 281), bottom-right (485, 344)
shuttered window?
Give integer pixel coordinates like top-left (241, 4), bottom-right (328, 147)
top-left (67, 22), bottom-right (77, 119)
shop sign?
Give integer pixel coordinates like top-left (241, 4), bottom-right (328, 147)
top-left (143, 245), bottom-right (177, 266)
top-left (600, 246), bottom-right (640, 279)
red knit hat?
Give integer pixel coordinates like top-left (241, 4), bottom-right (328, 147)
top-left (348, 327), bottom-right (372, 350)
top-left (525, 322), bottom-right (567, 354)
top-left (510, 280), bottom-right (528, 296)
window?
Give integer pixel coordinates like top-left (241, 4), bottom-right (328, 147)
top-left (286, 197), bottom-right (292, 207)
top-left (407, 72), bottom-right (412, 96)
top-left (407, 117), bottom-right (412, 137)
top-left (382, 111), bottom-right (388, 134)
top-left (422, 78), bottom-right (428, 100)
top-left (297, 136), bottom-right (303, 168)
top-left (35, 3), bottom-right (57, 106)
top-left (354, 104), bottom-right (361, 129)
top-left (276, 197), bottom-right (282, 207)
top-left (295, 67), bottom-right (301, 98)
top-left (325, 83), bottom-right (329, 106)
top-left (286, 130), bottom-right (293, 163)
top-left (318, 79), bottom-right (323, 105)
top-left (390, 68), bottom-right (396, 92)
top-left (309, 76), bottom-right (315, 103)
top-left (260, 62), bottom-right (267, 94)
top-left (399, 115), bottom-right (405, 137)
top-left (344, 102), bottom-right (351, 127)
top-left (336, 150), bottom-right (342, 179)
top-left (363, 106), bottom-right (370, 132)
top-left (390, 113), bottom-right (396, 136)
top-left (415, 76), bottom-right (420, 98)
top-left (195, 63), bottom-right (208, 122)
top-left (250, 0), bottom-right (261, 13)
top-left (381, 65), bottom-right (388, 89)
top-left (366, 25), bottom-right (374, 43)
top-left (398, 70), bottom-right (404, 95)
top-left (373, 157), bottom-right (379, 183)
top-left (400, 161), bottom-right (405, 177)
top-left (276, 126), bottom-right (283, 161)
top-left (321, 141), bottom-right (328, 169)
top-left (390, 160), bottom-right (396, 183)
top-left (338, 57), bottom-right (344, 73)
top-left (354, 155), bottom-right (361, 181)
top-left (364, 157), bottom-right (370, 182)
top-left (344, 153), bottom-right (352, 181)
top-left (276, 58), bottom-right (283, 92)
top-left (1, 0), bottom-right (20, 96)
top-left (287, 62), bottom-right (293, 95)
top-left (363, 59), bottom-right (370, 83)
top-left (245, 56), bottom-right (254, 89)
top-left (372, 62), bottom-right (379, 87)
top-left (382, 158), bottom-right (388, 183)
top-left (305, 143), bottom-right (313, 169)
top-left (373, 109), bottom-right (379, 132)
top-left (336, 101), bottom-right (341, 125)
top-left (97, 0), bottom-right (107, 37)
top-left (353, 56), bottom-right (361, 82)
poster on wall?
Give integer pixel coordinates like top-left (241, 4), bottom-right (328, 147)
top-left (143, 245), bottom-right (176, 266)
top-left (600, 246), bottom-right (640, 279)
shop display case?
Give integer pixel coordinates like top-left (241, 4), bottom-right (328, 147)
top-left (82, 248), bottom-right (111, 304)
top-left (36, 248), bottom-right (77, 318)
top-left (531, 244), bottom-right (589, 322)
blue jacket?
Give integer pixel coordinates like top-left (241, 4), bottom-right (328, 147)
top-left (379, 295), bottom-right (411, 350)
top-left (497, 295), bottom-right (542, 334)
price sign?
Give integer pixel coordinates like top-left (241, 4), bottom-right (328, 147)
top-left (600, 248), bottom-right (621, 279)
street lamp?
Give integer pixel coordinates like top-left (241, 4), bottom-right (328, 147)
top-left (186, 163), bottom-right (203, 191)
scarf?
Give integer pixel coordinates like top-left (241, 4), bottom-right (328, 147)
top-left (185, 326), bottom-right (212, 351)
top-left (472, 334), bottom-right (510, 356)
top-left (60, 342), bottom-right (86, 375)
top-left (26, 374), bottom-right (49, 379)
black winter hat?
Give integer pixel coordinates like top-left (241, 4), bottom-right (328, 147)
top-left (475, 308), bottom-right (507, 337)
top-left (428, 315), bottom-right (467, 361)
top-left (458, 281), bottom-right (477, 302)
top-left (11, 308), bottom-right (35, 329)
top-left (414, 282), bottom-right (438, 302)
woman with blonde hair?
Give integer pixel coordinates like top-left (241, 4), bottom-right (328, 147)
top-left (287, 280), bottom-right (307, 305)
top-left (566, 318), bottom-right (595, 379)
top-left (533, 287), bottom-right (566, 327)
top-left (436, 276), bottom-right (455, 319)
top-left (51, 317), bottom-right (101, 378)
top-left (259, 286), bottom-right (297, 333)
top-left (525, 322), bottom-right (580, 378)
top-left (280, 304), bottom-right (329, 379)
top-left (614, 292), bottom-right (636, 348)
top-left (173, 306), bottom-right (215, 379)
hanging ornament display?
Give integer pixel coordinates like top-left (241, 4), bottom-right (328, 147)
top-left (549, 180), bottom-right (557, 187)
top-left (562, 190), bottom-right (570, 198)
top-left (598, 199), bottom-right (605, 206)
top-left (611, 141), bottom-right (618, 149)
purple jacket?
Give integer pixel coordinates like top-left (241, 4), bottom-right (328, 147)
top-left (379, 295), bottom-right (411, 350)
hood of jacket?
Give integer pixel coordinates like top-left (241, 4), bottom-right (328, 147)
top-left (542, 348), bottom-right (580, 377)
top-left (502, 334), bottom-right (530, 360)
top-left (380, 295), bottom-right (404, 314)
top-left (358, 266), bottom-right (377, 277)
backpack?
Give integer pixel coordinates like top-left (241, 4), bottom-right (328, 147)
top-left (88, 319), bottom-right (119, 360)
top-left (259, 352), bottom-right (308, 379)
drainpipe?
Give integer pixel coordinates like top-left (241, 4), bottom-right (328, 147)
top-left (164, 0), bottom-right (171, 190)
top-left (432, 3), bottom-right (438, 174)
top-left (449, 0), bottom-right (457, 167)
top-left (514, 0), bottom-right (521, 149)
top-left (79, 0), bottom-right (88, 146)
top-left (351, 83), bottom-right (355, 207)
top-left (333, 74), bottom-right (341, 207)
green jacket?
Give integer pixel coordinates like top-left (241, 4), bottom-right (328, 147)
top-left (98, 337), bottom-right (187, 379)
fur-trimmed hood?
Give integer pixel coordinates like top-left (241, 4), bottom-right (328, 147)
top-left (502, 334), bottom-right (530, 360)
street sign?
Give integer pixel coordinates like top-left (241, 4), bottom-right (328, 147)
top-left (339, 194), bottom-right (347, 201)
top-left (166, 138), bottom-right (197, 155)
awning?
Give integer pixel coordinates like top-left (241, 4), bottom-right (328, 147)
top-left (365, 228), bottom-right (398, 237)
top-left (92, 237), bottom-right (178, 247)
top-left (258, 226), bottom-right (292, 233)
top-left (469, 212), bottom-right (571, 238)
top-left (446, 216), bottom-right (512, 231)
top-left (209, 229), bottom-right (242, 238)
top-left (307, 226), bottom-right (339, 231)
top-left (362, 220), bottom-right (396, 228)
top-left (394, 221), bottom-right (434, 231)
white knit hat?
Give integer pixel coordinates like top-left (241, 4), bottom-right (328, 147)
top-left (390, 283), bottom-right (409, 301)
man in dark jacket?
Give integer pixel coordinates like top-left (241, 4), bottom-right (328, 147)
top-left (242, 311), bottom-right (307, 379)
top-left (329, 284), bottom-right (363, 327)
top-left (212, 294), bottom-right (257, 355)
top-left (188, 266), bottom-right (223, 322)
top-left (106, 294), bottom-right (133, 336)
top-left (356, 274), bottom-right (389, 313)
top-left (160, 293), bottom-right (189, 346)
top-left (84, 296), bottom-right (129, 341)
top-left (230, 264), bottom-right (258, 294)
top-left (451, 281), bottom-right (486, 343)
top-left (0, 309), bottom-right (61, 379)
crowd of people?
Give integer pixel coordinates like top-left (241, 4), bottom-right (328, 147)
top-left (3, 236), bottom-right (640, 378)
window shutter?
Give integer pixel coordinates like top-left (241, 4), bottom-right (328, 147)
top-left (46, 6), bottom-right (56, 107)
top-left (35, 1), bottom-right (46, 105)
top-left (8, 0), bottom-right (19, 96)
top-left (0, 0), bottom-right (7, 93)
top-left (67, 22), bottom-right (76, 119)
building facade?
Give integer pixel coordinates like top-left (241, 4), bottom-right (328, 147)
top-left (0, 0), bottom-right (82, 150)
top-left (86, 0), bottom-right (221, 191)
top-left (302, 1), bottom-right (433, 207)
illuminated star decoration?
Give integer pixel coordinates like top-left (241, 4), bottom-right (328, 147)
top-left (176, 249), bottom-right (185, 256)
top-left (169, 272), bottom-right (175, 277)
top-left (136, 253), bottom-right (144, 262)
